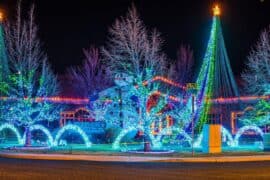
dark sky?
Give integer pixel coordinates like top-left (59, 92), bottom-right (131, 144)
top-left (0, 0), bottom-right (270, 77)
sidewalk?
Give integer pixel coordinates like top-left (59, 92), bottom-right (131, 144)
top-left (2, 152), bottom-right (270, 163)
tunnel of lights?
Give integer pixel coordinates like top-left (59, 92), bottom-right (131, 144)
top-left (0, 123), bottom-right (265, 150)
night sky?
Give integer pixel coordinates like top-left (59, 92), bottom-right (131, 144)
top-left (0, 0), bottom-right (270, 77)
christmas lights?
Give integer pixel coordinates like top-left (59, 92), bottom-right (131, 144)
top-left (112, 126), bottom-right (159, 150)
top-left (22, 125), bottom-right (54, 146)
top-left (194, 16), bottom-right (218, 130)
top-left (233, 125), bottom-right (264, 146)
top-left (54, 124), bottom-right (91, 147)
top-left (0, 12), bottom-right (3, 22)
top-left (0, 123), bottom-right (23, 145)
top-left (213, 4), bottom-right (221, 16)
top-left (155, 127), bottom-right (192, 146)
top-left (193, 126), bottom-right (234, 147)
top-left (0, 3), bottom-right (267, 153)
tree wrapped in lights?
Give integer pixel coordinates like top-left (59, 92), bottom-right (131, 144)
top-left (0, 13), bottom-right (9, 123)
top-left (241, 100), bottom-right (270, 127)
top-left (67, 47), bottom-right (112, 98)
top-left (165, 101), bottom-right (193, 130)
top-left (103, 5), bottom-right (167, 150)
top-left (241, 26), bottom-right (270, 129)
top-left (4, 2), bottom-right (60, 146)
top-left (0, 25), bottom-right (8, 94)
top-left (193, 6), bottom-right (239, 131)
top-left (242, 26), bottom-right (270, 96)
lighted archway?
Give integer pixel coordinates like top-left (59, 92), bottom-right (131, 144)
top-left (234, 125), bottom-right (264, 147)
top-left (193, 133), bottom-right (203, 148)
top-left (221, 126), bottom-right (235, 147)
top-left (54, 124), bottom-right (91, 147)
top-left (0, 123), bottom-right (23, 145)
top-left (112, 126), bottom-right (159, 150)
top-left (22, 125), bottom-right (54, 146)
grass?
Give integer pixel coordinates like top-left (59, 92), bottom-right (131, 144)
top-left (1, 142), bottom-right (270, 158)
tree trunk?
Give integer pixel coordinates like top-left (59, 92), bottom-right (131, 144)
top-left (25, 126), bottom-right (31, 147)
top-left (143, 134), bottom-right (151, 152)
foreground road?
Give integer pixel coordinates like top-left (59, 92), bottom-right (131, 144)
top-left (1, 157), bottom-right (270, 179)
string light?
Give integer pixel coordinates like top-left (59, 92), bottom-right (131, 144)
top-left (150, 76), bottom-right (186, 90)
top-left (155, 127), bottom-right (192, 146)
top-left (210, 95), bottom-right (270, 104)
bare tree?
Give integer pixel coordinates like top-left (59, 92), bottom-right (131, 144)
top-left (169, 44), bottom-right (194, 84)
top-left (102, 5), bottom-right (166, 80)
top-left (67, 47), bottom-right (112, 97)
top-left (102, 5), bottom-right (167, 151)
top-left (4, 1), bottom-right (60, 146)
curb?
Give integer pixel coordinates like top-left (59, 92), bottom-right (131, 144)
top-left (0, 153), bottom-right (171, 162)
top-left (2, 153), bottom-right (270, 163)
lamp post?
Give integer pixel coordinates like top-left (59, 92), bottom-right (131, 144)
top-left (191, 94), bottom-right (195, 155)
top-left (187, 83), bottom-right (198, 156)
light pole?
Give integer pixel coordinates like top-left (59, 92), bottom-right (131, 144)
top-left (191, 94), bottom-right (195, 156)
top-left (187, 83), bottom-right (197, 156)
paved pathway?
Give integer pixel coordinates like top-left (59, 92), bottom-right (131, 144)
top-left (1, 157), bottom-right (270, 179)
top-left (2, 152), bottom-right (270, 162)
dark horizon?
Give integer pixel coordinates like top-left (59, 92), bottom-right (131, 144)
top-left (0, 0), bottom-right (270, 77)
